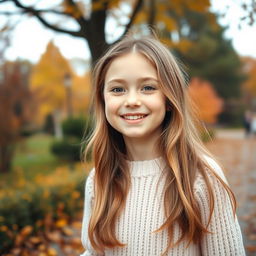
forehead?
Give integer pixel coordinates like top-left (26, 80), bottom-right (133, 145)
top-left (104, 52), bottom-right (157, 82)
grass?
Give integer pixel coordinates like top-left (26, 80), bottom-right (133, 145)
top-left (0, 133), bottom-right (67, 188)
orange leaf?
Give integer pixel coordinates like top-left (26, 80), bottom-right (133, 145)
top-left (55, 218), bottom-right (67, 228)
top-left (47, 248), bottom-right (58, 256)
top-left (246, 245), bottom-right (256, 252)
top-left (20, 225), bottom-right (33, 236)
top-left (62, 226), bottom-right (74, 236)
top-left (29, 236), bottom-right (41, 244)
top-left (46, 231), bottom-right (62, 243)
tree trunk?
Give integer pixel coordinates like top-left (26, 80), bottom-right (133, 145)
top-left (0, 144), bottom-right (14, 173)
top-left (52, 110), bottom-right (63, 139)
top-left (87, 7), bottom-right (109, 65)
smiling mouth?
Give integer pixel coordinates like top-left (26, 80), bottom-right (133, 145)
top-left (121, 114), bottom-right (148, 120)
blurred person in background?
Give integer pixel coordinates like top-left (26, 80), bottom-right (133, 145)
top-left (243, 110), bottom-right (252, 137)
top-left (250, 112), bottom-right (256, 137)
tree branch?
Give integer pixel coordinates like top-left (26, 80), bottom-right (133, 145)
top-left (64, 0), bottom-right (89, 37)
top-left (0, 11), bottom-right (23, 15)
top-left (147, 0), bottom-right (156, 29)
top-left (115, 0), bottom-right (143, 42)
top-left (10, 0), bottom-right (84, 37)
top-left (0, 9), bottom-right (76, 18)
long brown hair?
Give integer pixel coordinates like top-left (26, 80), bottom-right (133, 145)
top-left (84, 35), bottom-right (236, 255)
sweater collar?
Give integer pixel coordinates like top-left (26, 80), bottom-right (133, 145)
top-left (127, 157), bottom-right (166, 177)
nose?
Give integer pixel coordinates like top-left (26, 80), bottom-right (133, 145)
top-left (124, 90), bottom-right (141, 107)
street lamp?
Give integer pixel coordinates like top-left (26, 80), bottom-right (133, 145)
top-left (63, 73), bottom-right (73, 118)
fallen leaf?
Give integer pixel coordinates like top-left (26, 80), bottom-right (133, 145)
top-left (62, 227), bottom-right (73, 236)
top-left (29, 236), bottom-right (41, 244)
top-left (10, 248), bottom-right (21, 255)
top-left (56, 218), bottom-right (67, 228)
top-left (20, 226), bottom-right (33, 236)
top-left (246, 245), bottom-right (256, 252)
top-left (47, 248), bottom-right (58, 256)
top-left (46, 231), bottom-right (62, 243)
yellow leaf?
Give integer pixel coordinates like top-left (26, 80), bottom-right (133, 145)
top-left (62, 226), bottom-right (74, 236)
top-left (157, 14), bottom-right (177, 31)
top-left (47, 248), bottom-right (58, 256)
top-left (46, 231), bottom-right (62, 243)
top-left (71, 191), bottom-right (80, 199)
top-left (29, 236), bottom-right (41, 244)
top-left (109, 0), bottom-right (121, 9)
top-left (134, 11), bottom-right (147, 24)
top-left (20, 225), bottom-right (33, 236)
top-left (55, 218), bottom-right (67, 228)
top-left (0, 225), bottom-right (8, 232)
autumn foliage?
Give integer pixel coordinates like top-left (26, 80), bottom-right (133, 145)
top-left (241, 57), bottom-right (256, 97)
top-left (0, 163), bottom-right (91, 255)
top-left (0, 61), bottom-right (35, 173)
top-left (188, 77), bottom-right (223, 124)
top-left (30, 41), bottom-right (91, 125)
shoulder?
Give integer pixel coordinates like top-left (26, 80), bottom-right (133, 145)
top-left (194, 155), bottom-right (229, 193)
top-left (203, 155), bottom-right (228, 183)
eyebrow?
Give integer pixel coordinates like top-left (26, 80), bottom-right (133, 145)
top-left (106, 77), bottom-right (159, 85)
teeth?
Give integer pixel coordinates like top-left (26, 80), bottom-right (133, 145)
top-left (123, 115), bottom-right (145, 120)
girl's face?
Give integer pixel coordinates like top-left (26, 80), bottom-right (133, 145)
top-left (103, 52), bottom-right (167, 144)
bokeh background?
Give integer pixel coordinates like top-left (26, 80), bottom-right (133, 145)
top-left (0, 0), bottom-right (256, 255)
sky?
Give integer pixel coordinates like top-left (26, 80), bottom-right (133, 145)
top-left (1, 0), bottom-right (256, 64)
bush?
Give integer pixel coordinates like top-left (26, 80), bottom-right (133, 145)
top-left (51, 117), bottom-right (93, 161)
top-left (62, 117), bottom-right (93, 138)
top-left (43, 114), bottom-right (55, 135)
top-left (0, 164), bottom-right (88, 254)
top-left (51, 138), bottom-right (81, 161)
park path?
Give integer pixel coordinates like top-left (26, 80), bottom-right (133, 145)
top-left (206, 129), bottom-right (256, 255)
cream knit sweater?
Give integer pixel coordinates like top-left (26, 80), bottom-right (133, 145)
top-left (80, 157), bottom-right (245, 256)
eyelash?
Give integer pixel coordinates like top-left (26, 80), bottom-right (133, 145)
top-left (142, 85), bottom-right (156, 91)
top-left (110, 87), bottom-right (125, 93)
top-left (109, 85), bottom-right (157, 93)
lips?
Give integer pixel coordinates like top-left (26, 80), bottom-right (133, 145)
top-left (121, 114), bottom-right (148, 120)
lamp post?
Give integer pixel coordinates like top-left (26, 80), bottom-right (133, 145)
top-left (63, 73), bottom-right (73, 118)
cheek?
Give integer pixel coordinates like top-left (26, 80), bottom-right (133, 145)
top-left (152, 95), bottom-right (167, 112)
top-left (104, 95), bottom-right (121, 117)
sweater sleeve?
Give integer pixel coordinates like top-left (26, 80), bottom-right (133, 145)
top-left (80, 168), bottom-right (104, 256)
top-left (195, 159), bottom-right (246, 256)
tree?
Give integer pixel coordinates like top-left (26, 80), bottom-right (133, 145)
top-left (0, 0), bottom-right (144, 64)
top-left (0, 0), bottom-right (255, 65)
top-left (30, 41), bottom-right (91, 136)
top-left (0, 60), bottom-right (35, 173)
top-left (71, 72), bottom-right (91, 114)
top-left (0, 0), bottom-right (212, 64)
top-left (30, 41), bottom-right (73, 138)
top-left (172, 10), bottom-right (244, 99)
top-left (188, 77), bottom-right (223, 124)
top-left (241, 57), bottom-right (256, 108)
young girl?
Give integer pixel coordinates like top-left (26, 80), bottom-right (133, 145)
top-left (80, 35), bottom-right (245, 256)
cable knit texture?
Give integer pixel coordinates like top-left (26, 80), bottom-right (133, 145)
top-left (80, 157), bottom-right (245, 256)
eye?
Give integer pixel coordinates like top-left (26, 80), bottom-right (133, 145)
top-left (142, 85), bottom-right (156, 91)
top-left (110, 87), bottom-right (125, 93)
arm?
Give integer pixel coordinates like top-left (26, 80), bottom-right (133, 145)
top-left (195, 161), bottom-right (246, 256)
top-left (80, 169), bottom-right (104, 256)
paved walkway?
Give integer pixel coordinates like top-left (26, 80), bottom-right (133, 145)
top-left (206, 129), bottom-right (256, 255)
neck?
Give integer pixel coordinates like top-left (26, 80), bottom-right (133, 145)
top-left (124, 136), bottom-right (162, 161)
